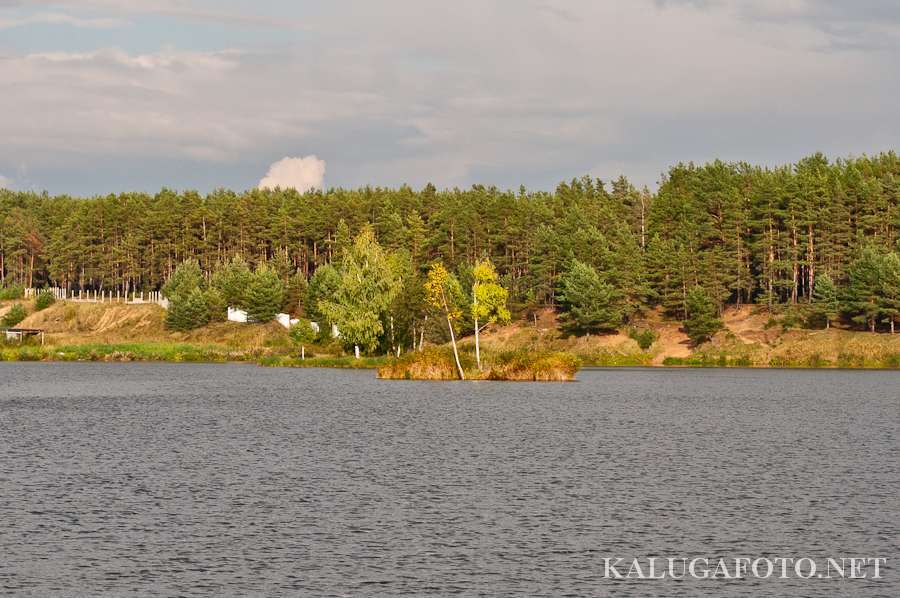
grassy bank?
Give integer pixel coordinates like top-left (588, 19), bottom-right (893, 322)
top-left (377, 347), bottom-right (580, 381)
top-left (2, 300), bottom-right (899, 370)
top-left (0, 341), bottom-right (390, 368)
top-left (1, 342), bottom-right (254, 363)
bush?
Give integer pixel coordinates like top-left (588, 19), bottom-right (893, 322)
top-left (34, 289), bottom-right (55, 311)
top-left (486, 350), bottom-right (580, 381)
top-left (1, 304), bottom-right (27, 328)
top-left (289, 319), bottom-right (317, 345)
top-left (628, 327), bottom-right (657, 350)
top-left (780, 306), bottom-right (807, 331)
top-left (0, 284), bottom-right (24, 300)
top-left (804, 309), bottom-right (828, 330)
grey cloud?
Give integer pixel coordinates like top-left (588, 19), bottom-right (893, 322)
top-left (3, 0), bottom-right (307, 29)
top-left (0, 0), bottom-right (897, 194)
top-left (656, 0), bottom-right (900, 50)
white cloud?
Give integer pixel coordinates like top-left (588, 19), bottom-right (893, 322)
top-left (0, 174), bottom-right (10, 189)
top-left (258, 156), bottom-right (325, 193)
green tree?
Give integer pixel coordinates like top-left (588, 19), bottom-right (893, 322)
top-left (165, 287), bottom-right (210, 331)
top-left (210, 256), bottom-right (252, 309)
top-left (844, 245), bottom-right (883, 332)
top-left (318, 228), bottom-right (398, 356)
top-left (306, 264), bottom-right (341, 325)
top-left (162, 260), bottom-right (205, 301)
top-left (683, 286), bottom-right (722, 345)
top-left (425, 261), bottom-right (466, 379)
top-left (879, 252), bottom-right (900, 333)
top-left (289, 318), bottom-right (317, 345)
top-left (203, 288), bottom-right (227, 322)
top-left (471, 258), bottom-right (510, 370)
top-left (556, 260), bottom-right (624, 334)
top-left (282, 272), bottom-right (308, 316)
top-left (245, 265), bottom-right (284, 323)
top-left (812, 273), bottom-right (839, 329)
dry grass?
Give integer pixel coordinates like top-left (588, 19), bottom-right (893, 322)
top-left (377, 346), bottom-right (579, 381)
top-left (17, 301), bottom-right (291, 350)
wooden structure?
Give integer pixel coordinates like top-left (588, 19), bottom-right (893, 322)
top-left (3, 328), bottom-right (45, 345)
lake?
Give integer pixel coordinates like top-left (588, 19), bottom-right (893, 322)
top-left (1, 363), bottom-right (897, 596)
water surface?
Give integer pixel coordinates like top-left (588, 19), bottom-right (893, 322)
top-left (1, 363), bottom-right (898, 596)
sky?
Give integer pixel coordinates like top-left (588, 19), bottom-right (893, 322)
top-left (0, 0), bottom-right (898, 195)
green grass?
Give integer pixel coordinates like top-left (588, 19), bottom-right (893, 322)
top-left (662, 354), bottom-right (753, 367)
top-left (581, 352), bottom-right (653, 366)
top-left (0, 341), bottom-right (257, 363)
top-left (258, 355), bottom-right (388, 369)
top-left (0, 339), bottom-right (391, 368)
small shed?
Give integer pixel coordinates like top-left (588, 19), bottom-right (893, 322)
top-left (3, 328), bottom-right (45, 344)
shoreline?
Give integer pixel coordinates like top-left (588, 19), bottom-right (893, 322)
top-left (3, 350), bottom-right (899, 370)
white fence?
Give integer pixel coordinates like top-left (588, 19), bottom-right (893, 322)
top-left (24, 287), bottom-right (169, 309)
top-left (227, 306), bottom-right (336, 335)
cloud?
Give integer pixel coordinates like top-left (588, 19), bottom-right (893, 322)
top-left (3, 0), bottom-right (306, 29)
top-left (0, 11), bottom-right (125, 29)
top-left (0, 0), bottom-right (897, 194)
top-left (654, 0), bottom-right (900, 50)
top-left (258, 156), bottom-right (326, 193)
top-left (0, 174), bottom-right (11, 189)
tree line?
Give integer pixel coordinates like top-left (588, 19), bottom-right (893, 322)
top-left (1, 151), bottom-right (898, 344)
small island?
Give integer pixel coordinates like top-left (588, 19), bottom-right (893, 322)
top-left (377, 347), bottom-right (580, 381)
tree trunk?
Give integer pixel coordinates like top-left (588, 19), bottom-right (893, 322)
top-left (474, 315), bottom-right (481, 371)
top-left (807, 224), bottom-right (815, 303)
top-left (419, 315), bottom-right (427, 351)
top-left (354, 345), bottom-right (360, 359)
top-left (447, 315), bottom-right (465, 380)
top-left (389, 315), bottom-right (396, 357)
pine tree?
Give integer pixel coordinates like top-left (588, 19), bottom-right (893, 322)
top-left (245, 266), bottom-right (284, 323)
top-left (282, 272), bottom-right (307, 316)
top-left (166, 287), bottom-right (210, 331)
top-left (812, 273), bottom-right (839, 329)
top-left (210, 256), bottom-right (252, 309)
top-left (683, 286), bottom-right (722, 345)
top-left (879, 252), bottom-right (900, 333)
top-left (161, 260), bottom-right (205, 301)
top-left (844, 245), bottom-right (883, 332)
top-left (556, 260), bottom-right (624, 334)
top-left (203, 288), bottom-right (227, 322)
